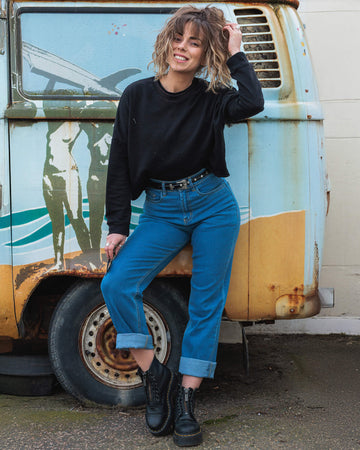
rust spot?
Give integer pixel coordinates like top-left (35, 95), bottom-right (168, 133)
top-left (275, 294), bottom-right (304, 317)
top-left (269, 284), bottom-right (276, 292)
top-left (96, 318), bottom-right (138, 372)
top-left (159, 245), bottom-right (193, 276)
top-left (288, 295), bottom-right (300, 305)
top-left (305, 89), bottom-right (309, 93)
top-left (313, 242), bottom-right (319, 285)
top-left (307, 114), bottom-right (312, 120)
top-left (293, 284), bottom-right (304, 293)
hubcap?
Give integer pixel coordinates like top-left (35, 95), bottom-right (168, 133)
top-left (79, 302), bottom-right (170, 388)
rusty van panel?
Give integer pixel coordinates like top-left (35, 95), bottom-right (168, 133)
top-left (0, 265), bottom-right (19, 338)
top-left (248, 210), bottom-right (306, 320)
top-left (224, 221), bottom-right (249, 319)
top-left (225, 210), bottom-right (308, 321)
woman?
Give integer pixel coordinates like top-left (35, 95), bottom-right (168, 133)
top-left (101, 5), bottom-right (264, 447)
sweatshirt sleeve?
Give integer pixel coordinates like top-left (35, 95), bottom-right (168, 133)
top-left (220, 51), bottom-right (264, 125)
top-left (105, 93), bottom-right (132, 236)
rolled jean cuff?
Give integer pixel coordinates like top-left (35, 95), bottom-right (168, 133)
top-left (179, 356), bottom-right (217, 379)
top-left (116, 333), bottom-right (154, 350)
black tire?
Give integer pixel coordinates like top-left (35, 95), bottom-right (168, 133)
top-left (0, 355), bottom-right (57, 396)
top-left (48, 278), bottom-right (188, 407)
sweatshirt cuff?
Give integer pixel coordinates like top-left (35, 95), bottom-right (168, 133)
top-left (226, 51), bottom-right (249, 73)
top-left (108, 225), bottom-right (130, 236)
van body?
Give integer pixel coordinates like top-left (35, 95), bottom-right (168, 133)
top-left (0, 0), bottom-right (328, 405)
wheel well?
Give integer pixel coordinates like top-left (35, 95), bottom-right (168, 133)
top-left (18, 276), bottom-right (190, 343)
top-left (19, 276), bottom-right (83, 341)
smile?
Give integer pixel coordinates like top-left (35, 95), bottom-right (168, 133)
top-left (174, 54), bottom-right (188, 61)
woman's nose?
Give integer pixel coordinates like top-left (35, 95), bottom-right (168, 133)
top-left (176, 39), bottom-right (186, 50)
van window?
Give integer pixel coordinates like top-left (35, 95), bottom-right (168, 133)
top-left (18, 9), bottom-right (171, 99)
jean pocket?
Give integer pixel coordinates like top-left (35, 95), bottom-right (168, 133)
top-left (146, 189), bottom-right (163, 203)
top-left (194, 175), bottom-right (225, 195)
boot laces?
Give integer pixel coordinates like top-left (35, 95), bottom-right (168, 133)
top-left (147, 372), bottom-right (161, 402)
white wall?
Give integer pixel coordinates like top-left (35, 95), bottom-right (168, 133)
top-left (250, 0), bottom-right (360, 334)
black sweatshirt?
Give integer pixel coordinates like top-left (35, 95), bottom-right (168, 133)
top-left (106, 52), bottom-right (264, 235)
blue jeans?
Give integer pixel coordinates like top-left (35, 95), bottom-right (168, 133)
top-left (101, 171), bottom-right (240, 378)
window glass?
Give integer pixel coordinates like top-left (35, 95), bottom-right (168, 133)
top-left (20, 11), bottom-right (170, 98)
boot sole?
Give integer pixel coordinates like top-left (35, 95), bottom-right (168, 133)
top-left (173, 429), bottom-right (203, 447)
top-left (148, 371), bottom-right (178, 437)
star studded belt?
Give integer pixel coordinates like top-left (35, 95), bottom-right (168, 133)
top-left (147, 169), bottom-right (210, 191)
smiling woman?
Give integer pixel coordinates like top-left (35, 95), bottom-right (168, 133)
top-left (151, 5), bottom-right (236, 92)
top-left (165, 24), bottom-right (206, 80)
top-left (100, 4), bottom-right (264, 447)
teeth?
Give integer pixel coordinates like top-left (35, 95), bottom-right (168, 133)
top-left (175, 55), bottom-right (187, 61)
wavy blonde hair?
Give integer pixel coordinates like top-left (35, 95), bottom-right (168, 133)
top-left (150, 5), bottom-right (232, 92)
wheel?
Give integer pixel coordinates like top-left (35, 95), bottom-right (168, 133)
top-left (48, 278), bottom-right (188, 406)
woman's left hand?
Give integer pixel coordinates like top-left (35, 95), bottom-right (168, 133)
top-left (223, 23), bottom-right (242, 56)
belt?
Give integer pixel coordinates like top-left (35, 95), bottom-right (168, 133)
top-left (147, 169), bottom-right (210, 191)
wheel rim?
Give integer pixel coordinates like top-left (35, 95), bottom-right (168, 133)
top-left (79, 302), bottom-right (170, 388)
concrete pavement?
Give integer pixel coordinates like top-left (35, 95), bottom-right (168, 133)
top-left (0, 335), bottom-right (359, 449)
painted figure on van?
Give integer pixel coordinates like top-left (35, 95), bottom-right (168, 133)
top-left (81, 119), bottom-right (113, 256)
top-left (42, 119), bottom-right (92, 271)
top-left (42, 112), bottom-right (114, 270)
top-left (36, 55), bottom-right (140, 269)
top-left (101, 6), bottom-right (264, 447)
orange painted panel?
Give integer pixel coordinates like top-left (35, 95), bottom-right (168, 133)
top-left (0, 265), bottom-right (19, 338)
top-left (248, 211), bottom-right (305, 320)
top-left (224, 222), bottom-right (249, 320)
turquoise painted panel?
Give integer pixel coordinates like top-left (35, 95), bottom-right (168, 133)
top-left (9, 121), bottom-right (111, 267)
top-left (303, 121), bottom-right (327, 292)
top-left (0, 120), bottom-right (11, 266)
top-left (0, 18), bottom-right (11, 267)
top-left (248, 120), bottom-right (309, 219)
top-left (224, 124), bottom-right (249, 223)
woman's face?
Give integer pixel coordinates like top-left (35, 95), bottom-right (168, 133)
top-left (168, 22), bottom-right (206, 76)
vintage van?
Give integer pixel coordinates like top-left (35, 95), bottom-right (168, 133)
top-left (0, 0), bottom-right (328, 405)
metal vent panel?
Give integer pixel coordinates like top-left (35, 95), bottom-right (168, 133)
top-left (235, 8), bottom-right (281, 88)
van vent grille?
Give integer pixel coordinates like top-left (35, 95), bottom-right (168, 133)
top-left (234, 8), bottom-right (281, 88)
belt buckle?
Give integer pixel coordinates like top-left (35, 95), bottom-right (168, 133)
top-left (175, 179), bottom-right (188, 190)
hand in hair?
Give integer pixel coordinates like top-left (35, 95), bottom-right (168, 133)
top-left (223, 23), bottom-right (242, 56)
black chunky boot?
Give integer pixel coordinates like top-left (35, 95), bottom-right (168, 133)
top-left (173, 386), bottom-right (203, 447)
top-left (138, 357), bottom-right (178, 436)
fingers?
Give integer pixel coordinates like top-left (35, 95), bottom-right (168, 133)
top-left (223, 23), bottom-right (242, 56)
top-left (105, 242), bottom-right (122, 260)
top-left (223, 23), bottom-right (241, 34)
top-left (105, 242), bottom-right (116, 260)
top-left (114, 243), bottom-right (123, 257)
top-left (105, 234), bottom-right (126, 260)
top-left (224, 23), bottom-right (239, 29)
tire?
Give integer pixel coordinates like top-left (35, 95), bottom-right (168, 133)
top-left (0, 355), bottom-right (57, 396)
top-left (48, 278), bottom-right (188, 407)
